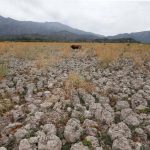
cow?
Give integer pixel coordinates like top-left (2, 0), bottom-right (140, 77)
top-left (71, 45), bottom-right (82, 49)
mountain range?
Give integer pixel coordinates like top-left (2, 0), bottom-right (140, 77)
top-left (0, 15), bottom-right (149, 43)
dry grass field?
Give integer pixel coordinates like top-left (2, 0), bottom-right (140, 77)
top-left (0, 42), bottom-right (149, 59)
top-left (0, 42), bottom-right (150, 79)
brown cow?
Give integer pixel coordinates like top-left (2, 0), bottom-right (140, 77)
top-left (71, 45), bottom-right (82, 49)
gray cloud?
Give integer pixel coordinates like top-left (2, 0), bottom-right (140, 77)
top-left (0, 0), bottom-right (150, 35)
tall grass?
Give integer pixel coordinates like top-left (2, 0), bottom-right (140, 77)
top-left (0, 98), bottom-right (13, 116)
top-left (64, 71), bottom-right (95, 98)
top-left (0, 42), bottom-right (150, 68)
top-left (0, 63), bottom-right (8, 79)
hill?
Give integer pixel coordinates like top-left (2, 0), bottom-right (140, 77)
top-left (0, 15), bottom-right (149, 43)
top-left (0, 16), bottom-right (103, 41)
top-left (108, 31), bottom-right (150, 43)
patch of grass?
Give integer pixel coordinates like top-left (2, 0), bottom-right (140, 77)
top-left (128, 125), bottom-right (138, 131)
top-left (102, 146), bottom-right (111, 150)
top-left (78, 92), bottom-right (85, 105)
top-left (98, 132), bottom-right (112, 146)
top-left (95, 47), bottom-right (124, 67)
top-left (109, 95), bottom-right (118, 107)
top-left (62, 143), bottom-right (72, 150)
top-left (0, 98), bottom-right (13, 116)
top-left (25, 128), bottom-right (38, 138)
top-left (64, 72), bottom-right (95, 98)
top-left (132, 132), bottom-right (140, 142)
top-left (140, 145), bottom-right (149, 150)
top-left (79, 115), bottom-right (86, 123)
top-left (0, 42), bottom-right (150, 70)
top-left (35, 53), bottom-right (61, 69)
top-left (0, 63), bottom-right (8, 79)
top-left (114, 114), bottom-right (121, 124)
top-left (92, 94), bottom-right (99, 103)
top-left (138, 107), bottom-right (150, 114)
top-left (82, 139), bottom-right (92, 149)
top-left (5, 137), bottom-right (16, 150)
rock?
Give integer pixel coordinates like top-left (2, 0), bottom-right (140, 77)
top-left (89, 103), bottom-right (102, 116)
top-left (40, 102), bottom-right (53, 109)
top-left (11, 96), bottom-right (20, 104)
top-left (120, 108), bottom-right (132, 120)
top-left (14, 128), bottom-right (28, 141)
top-left (84, 110), bottom-right (92, 119)
top-left (0, 147), bottom-right (7, 150)
top-left (131, 93), bottom-right (147, 109)
top-left (26, 83), bottom-right (35, 97)
top-left (78, 89), bottom-right (95, 106)
top-left (67, 107), bottom-right (72, 113)
top-left (108, 122), bottom-right (131, 140)
top-left (83, 119), bottom-right (98, 128)
top-left (37, 92), bottom-right (43, 97)
top-left (112, 137), bottom-right (132, 150)
top-left (70, 142), bottom-right (89, 150)
top-left (74, 104), bottom-right (86, 112)
top-left (37, 80), bottom-right (44, 90)
top-left (29, 137), bottom-right (39, 144)
top-left (19, 139), bottom-right (32, 150)
top-left (124, 114), bottom-right (140, 127)
top-left (11, 108), bottom-right (25, 122)
top-left (37, 131), bottom-right (47, 150)
top-left (115, 101), bottom-right (130, 110)
top-left (28, 104), bottom-right (38, 113)
top-left (72, 94), bottom-right (80, 106)
top-left (34, 112), bottom-right (44, 122)
top-left (47, 95), bottom-right (60, 103)
top-left (145, 125), bottom-right (150, 136)
top-left (64, 118), bottom-right (83, 143)
top-left (71, 110), bottom-right (82, 119)
top-left (46, 135), bottom-right (62, 150)
top-left (95, 103), bottom-right (114, 125)
top-left (43, 91), bottom-right (51, 99)
top-left (25, 97), bottom-right (35, 102)
top-left (135, 128), bottom-right (147, 141)
top-left (83, 119), bottom-right (98, 136)
top-left (53, 102), bottom-right (63, 111)
top-left (121, 108), bottom-right (140, 126)
top-left (143, 85), bottom-right (150, 91)
top-left (48, 82), bottom-right (54, 89)
top-left (86, 128), bottom-right (98, 137)
top-left (96, 147), bottom-right (103, 150)
top-left (3, 123), bottom-right (22, 135)
top-left (43, 124), bottom-right (56, 135)
top-left (98, 96), bottom-right (110, 104)
top-left (130, 141), bottom-right (142, 150)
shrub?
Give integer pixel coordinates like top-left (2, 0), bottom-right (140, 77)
top-left (64, 72), bottom-right (95, 98)
top-left (0, 98), bottom-right (13, 116)
top-left (62, 143), bottom-right (72, 150)
top-left (82, 139), bottom-right (92, 148)
top-left (138, 107), bottom-right (150, 114)
top-left (0, 63), bottom-right (8, 79)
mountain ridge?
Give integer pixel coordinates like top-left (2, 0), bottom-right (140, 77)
top-left (0, 15), bottom-right (149, 43)
top-left (108, 31), bottom-right (150, 43)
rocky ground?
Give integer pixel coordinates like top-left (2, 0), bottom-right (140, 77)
top-left (0, 52), bottom-right (150, 150)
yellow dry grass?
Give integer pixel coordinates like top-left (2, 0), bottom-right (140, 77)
top-left (0, 98), bottom-right (13, 116)
top-left (0, 42), bottom-right (150, 67)
top-left (0, 63), bottom-right (8, 80)
top-left (64, 71), bottom-right (95, 98)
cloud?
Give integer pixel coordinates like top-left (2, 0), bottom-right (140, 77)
top-left (0, 0), bottom-right (150, 35)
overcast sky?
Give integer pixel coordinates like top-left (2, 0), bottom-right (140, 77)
top-left (0, 0), bottom-right (150, 35)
